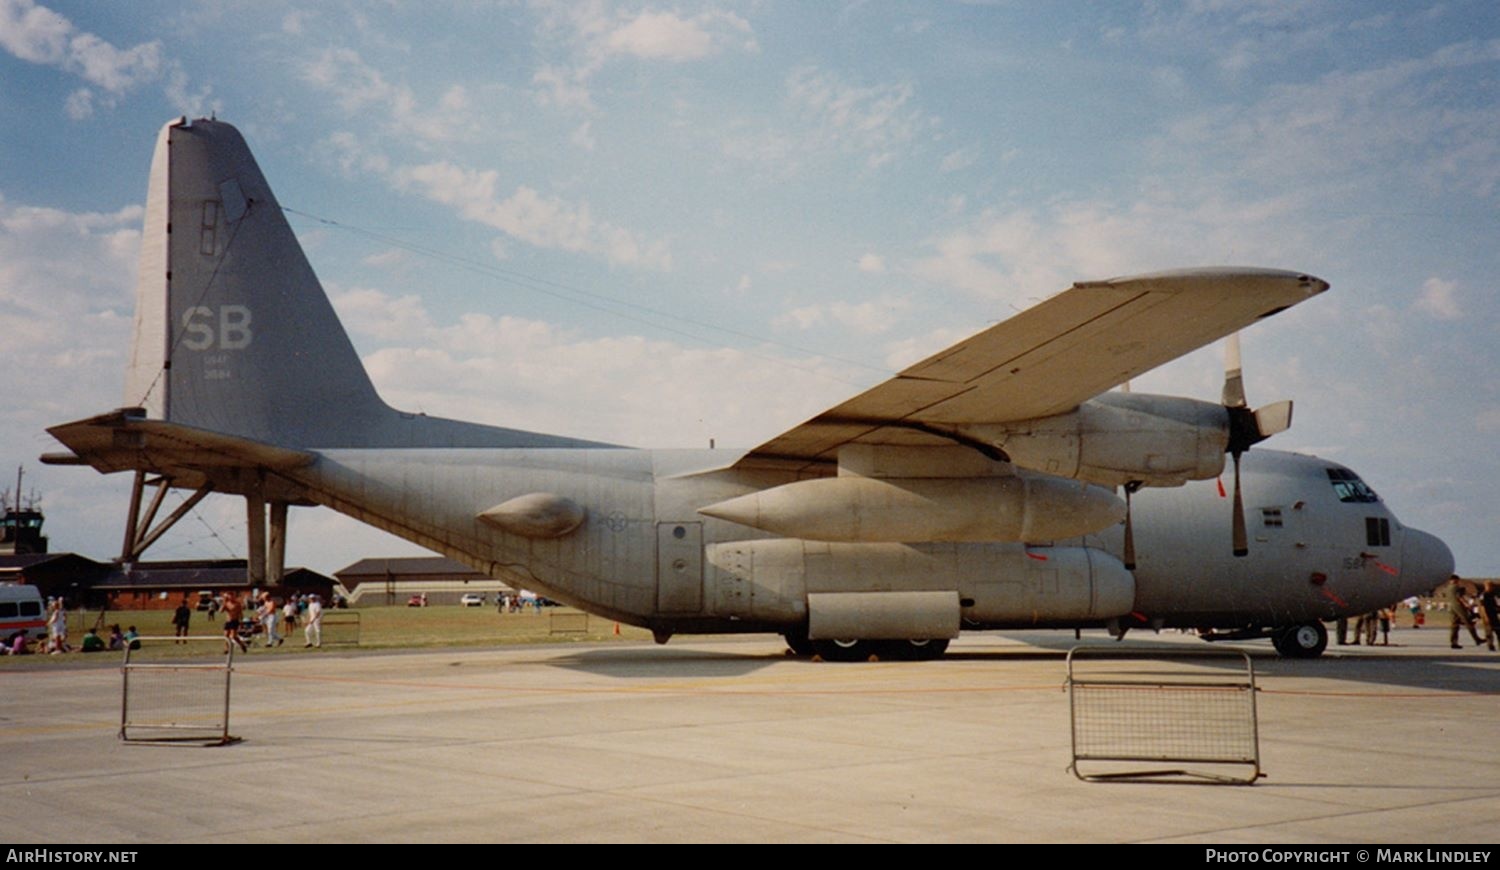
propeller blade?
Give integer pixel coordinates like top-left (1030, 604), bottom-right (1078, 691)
top-left (1231, 451), bottom-right (1248, 557)
top-left (1253, 400), bottom-right (1293, 439)
top-left (1222, 333), bottom-right (1246, 408)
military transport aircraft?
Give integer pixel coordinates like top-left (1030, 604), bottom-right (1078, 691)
top-left (42, 118), bottom-right (1453, 660)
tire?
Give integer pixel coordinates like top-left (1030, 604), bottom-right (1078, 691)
top-left (783, 628), bottom-right (814, 657)
top-left (874, 638), bottom-right (951, 661)
top-left (1274, 621), bottom-right (1328, 658)
top-left (811, 638), bottom-right (873, 662)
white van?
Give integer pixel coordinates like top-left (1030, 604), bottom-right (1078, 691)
top-left (0, 584), bottom-right (47, 643)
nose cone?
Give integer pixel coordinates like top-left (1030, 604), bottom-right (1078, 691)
top-left (1402, 528), bottom-right (1455, 596)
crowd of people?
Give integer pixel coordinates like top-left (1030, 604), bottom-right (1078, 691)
top-left (12, 577), bottom-right (1496, 655)
top-left (216, 590), bottom-right (326, 652)
top-left (2, 591), bottom-right (328, 655)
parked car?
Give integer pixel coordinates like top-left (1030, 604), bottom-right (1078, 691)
top-left (459, 593), bottom-right (485, 607)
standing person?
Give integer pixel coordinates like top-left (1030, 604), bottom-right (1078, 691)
top-left (303, 595), bottom-right (323, 648)
top-left (282, 596), bottom-right (298, 635)
top-left (1439, 576), bottom-right (1483, 649)
top-left (46, 598), bottom-right (70, 653)
top-left (172, 597), bottom-right (192, 645)
top-left (1378, 607), bottom-right (1393, 646)
top-left (221, 591), bottom-right (248, 653)
top-left (259, 594), bottom-right (283, 647)
top-left (1480, 581), bottom-right (1500, 653)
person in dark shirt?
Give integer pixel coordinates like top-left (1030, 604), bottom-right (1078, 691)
top-left (172, 598), bottom-right (192, 645)
top-left (1480, 581), bottom-right (1499, 652)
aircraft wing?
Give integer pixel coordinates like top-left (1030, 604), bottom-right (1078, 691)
top-left (737, 267), bottom-right (1327, 473)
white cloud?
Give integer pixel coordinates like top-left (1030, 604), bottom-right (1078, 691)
top-left (334, 287), bottom-right (850, 448)
top-left (530, 5), bottom-right (758, 111)
top-left (857, 253), bottom-right (885, 274)
top-left (532, 64), bottom-right (594, 111)
top-left (303, 47), bottom-right (478, 143)
top-left (393, 160), bottom-right (672, 270)
top-left (1414, 277), bottom-right (1461, 320)
top-left (329, 286), bottom-right (432, 341)
top-left (775, 305), bottom-right (823, 331)
top-left (163, 63), bottom-right (216, 118)
top-left (883, 326), bottom-right (974, 371)
top-left (774, 297), bottom-right (908, 336)
top-left (0, 0), bottom-right (164, 115)
top-left (0, 195), bottom-right (141, 521)
top-left (786, 66), bottom-right (931, 169)
top-left (909, 186), bottom-right (1318, 303)
top-left (1160, 37), bottom-right (1500, 200)
top-left (360, 249), bottom-right (407, 269)
top-left (605, 11), bottom-right (717, 61)
top-left (939, 145), bottom-right (978, 173)
top-left (63, 87), bottom-right (92, 119)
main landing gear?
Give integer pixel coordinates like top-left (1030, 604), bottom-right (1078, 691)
top-left (782, 631), bottom-right (950, 662)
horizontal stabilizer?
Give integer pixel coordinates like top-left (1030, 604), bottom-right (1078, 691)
top-left (46, 409), bottom-right (314, 484)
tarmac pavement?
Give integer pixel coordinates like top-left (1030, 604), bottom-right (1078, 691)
top-left (3, 626), bottom-right (1498, 843)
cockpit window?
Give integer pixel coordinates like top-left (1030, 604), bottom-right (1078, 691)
top-left (1326, 467), bottom-right (1380, 503)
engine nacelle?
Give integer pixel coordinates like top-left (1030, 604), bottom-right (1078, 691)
top-left (698, 473), bottom-right (1123, 543)
top-left (965, 392), bottom-right (1229, 487)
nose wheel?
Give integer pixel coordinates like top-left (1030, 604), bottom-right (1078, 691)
top-left (1272, 621), bottom-right (1328, 658)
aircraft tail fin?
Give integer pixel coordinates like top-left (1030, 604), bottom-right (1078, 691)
top-left (123, 118), bottom-right (605, 451)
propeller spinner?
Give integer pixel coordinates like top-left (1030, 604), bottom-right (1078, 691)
top-left (1119, 334), bottom-right (1293, 570)
top-left (1222, 333), bottom-right (1293, 557)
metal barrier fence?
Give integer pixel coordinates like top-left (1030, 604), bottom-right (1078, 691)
top-left (1066, 646), bottom-right (1262, 784)
top-left (120, 636), bottom-right (238, 745)
top-left (319, 611), bottom-right (361, 646)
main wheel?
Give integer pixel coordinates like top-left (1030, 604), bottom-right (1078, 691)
top-left (1274, 621), bottom-right (1328, 658)
top-left (874, 639), bottom-right (951, 661)
top-left (811, 638), bottom-right (873, 662)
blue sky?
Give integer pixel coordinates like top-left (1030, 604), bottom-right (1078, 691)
top-left (2, 1), bottom-right (1497, 577)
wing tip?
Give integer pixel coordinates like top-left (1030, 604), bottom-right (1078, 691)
top-left (1075, 267), bottom-right (1329, 297)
